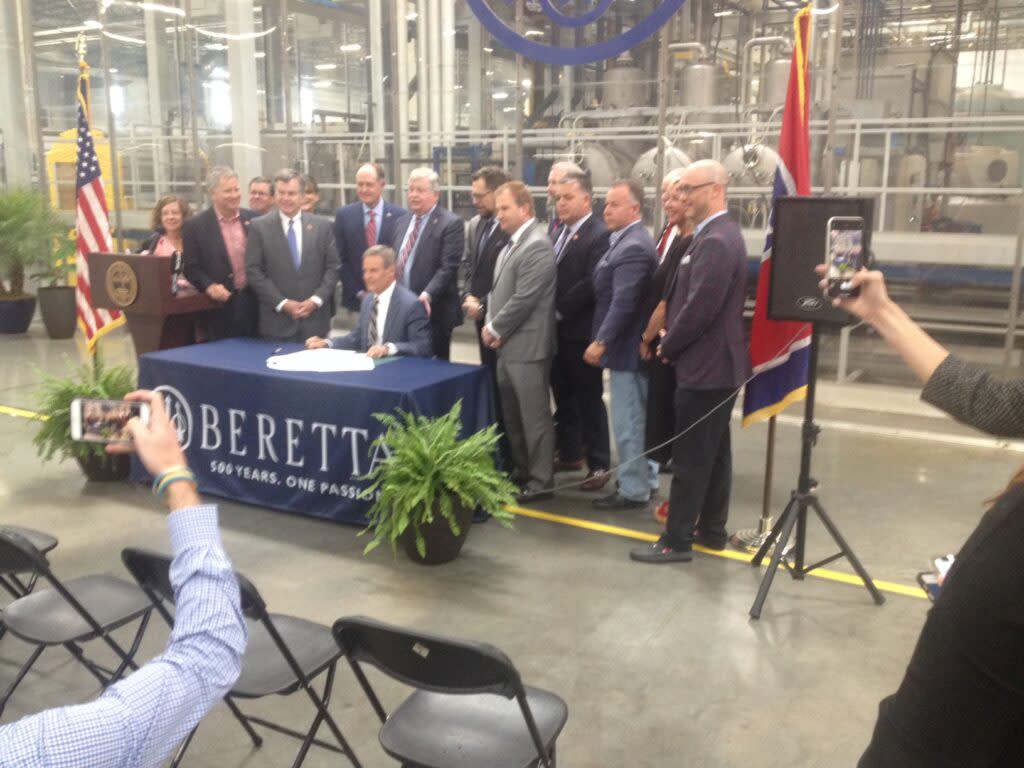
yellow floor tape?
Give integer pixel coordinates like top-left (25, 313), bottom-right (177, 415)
top-left (0, 402), bottom-right (923, 600)
top-left (508, 505), bottom-right (926, 600)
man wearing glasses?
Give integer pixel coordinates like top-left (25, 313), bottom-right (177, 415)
top-left (631, 160), bottom-right (751, 564)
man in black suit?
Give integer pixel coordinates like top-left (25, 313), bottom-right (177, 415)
top-left (392, 168), bottom-right (464, 360)
top-left (546, 161), bottom-right (582, 239)
top-left (462, 166), bottom-right (511, 460)
top-left (333, 163), bottom-right (406, 312)
top-left (183, 166), bottom-right (258, 340)
top-left (631, 160), bottom-right (751, 564)
top-left (550, 170), bottom-right (611, 491)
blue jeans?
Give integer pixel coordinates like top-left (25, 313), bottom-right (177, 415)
top-left (609, 370), bottom-right (657, 502)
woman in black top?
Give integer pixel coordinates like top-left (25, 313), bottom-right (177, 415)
top-left (826, 268), bottom-right (1024, 767)
top-left (642, 180), bottom-right (693, 466)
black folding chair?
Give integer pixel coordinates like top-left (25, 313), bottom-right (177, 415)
top-left (0, 525), bottom-right (58, 641)
top-left (121, 548), bottom-right (362, 768)
top-left (0, 529), bottom-right (153, 716)
top-left (333, 615), bottom-right (568, 768)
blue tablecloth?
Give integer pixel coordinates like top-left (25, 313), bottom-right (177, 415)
top-left (135, 338), bottom-right (494, 524)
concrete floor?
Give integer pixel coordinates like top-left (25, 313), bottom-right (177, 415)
top-left (2, 317), bottom-right (1022, 767)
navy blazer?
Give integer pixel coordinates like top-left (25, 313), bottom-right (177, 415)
top-left (591, 221), bottom-right (657, 371)
top-left (660, 213), bottom-right (751, 390)
top-left (555, 214), bottom-right (610, 344)
top-left (392, 206), bottom-right (465, 330)
top-left (333, 200), bottom-right (406, 311)
top-left (182, 206), bottom-right (257, 292)
top-left (329, 282), bottom-right (431, 357)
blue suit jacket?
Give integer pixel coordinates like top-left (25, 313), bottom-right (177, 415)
top-left (392, 206), bottom-right (465, 330)
top-left (591, 221), bottom-right (657, 371)
top-left (660, 213), bottom-right (751, 390)
top-left (333, 200), bottom-right (406, 311)
top-left (329, 282), bottom-right (431, 357)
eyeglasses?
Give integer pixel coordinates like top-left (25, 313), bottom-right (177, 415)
top-left (678, 181), bottom-right (715, 196)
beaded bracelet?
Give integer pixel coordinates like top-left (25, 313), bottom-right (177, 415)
top-left (152, 465), bottom-right (197, 496)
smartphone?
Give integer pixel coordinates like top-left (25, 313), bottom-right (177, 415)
top-left (933, 554), bottom-right (956, 579)
top-left (824, 216), bottom-right (866, 298)
top-left (70, 398), bottom-right (150, 444)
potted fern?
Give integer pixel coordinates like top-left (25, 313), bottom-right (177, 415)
top-left (361, 400), bottom-right (517, 564)
top-left (33, 359), bottom-right (136, 481)
top-left (0, 188), bottom-right (67, 334)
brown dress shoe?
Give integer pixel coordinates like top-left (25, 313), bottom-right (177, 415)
top-left (580, 469), bottom-right (610, 491)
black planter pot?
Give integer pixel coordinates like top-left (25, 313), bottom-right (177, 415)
top-left (38, 286), bottom-right (77, 339)
top-left (76, 453), bottom-right (131, 482)
top-left (400, 495), bottom-right (472, 565)
top-left (0, 296), bottom-right (36, 334)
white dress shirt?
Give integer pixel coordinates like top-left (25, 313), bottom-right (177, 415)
top-left (327, 280), bottom-right (398, 355)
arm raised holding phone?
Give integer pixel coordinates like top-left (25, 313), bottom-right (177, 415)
top-left (0, 391), bottom-right (246, 768)
top-left (820, 266), bottom-right (1024, 767)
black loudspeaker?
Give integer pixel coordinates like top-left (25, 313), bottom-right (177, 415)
top-left (768, 196), bottom-right (874, 325)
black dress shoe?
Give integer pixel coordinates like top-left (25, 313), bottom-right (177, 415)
top-left (630, 538), bottom-right (693, 563)
top-left (592, 492), bottom-right (648, 510)
top-left (516, 488), bottom-right (554, 504)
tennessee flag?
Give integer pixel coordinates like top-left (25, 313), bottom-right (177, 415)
top-left (742, 4), bottom-right (813, 427)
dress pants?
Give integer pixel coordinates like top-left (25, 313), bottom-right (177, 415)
top-left (665, 388), bottom-right (737, 550)
top-left (475, 317), bottom-right (510, 467)
top-left (551, 339), bottom-right (610, 470)
top-left (496, 355), bottom-right (554, 493)
top-left (430, 318), bottom-right (452, 361)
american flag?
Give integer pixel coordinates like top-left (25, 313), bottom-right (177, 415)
top-left (741, 3), bottom-right (813, 427)
top-left (74, 64), bottom-right (123, 349)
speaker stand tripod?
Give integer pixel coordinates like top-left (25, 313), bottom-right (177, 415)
top-left (749, 327), bottom-right (886, 619)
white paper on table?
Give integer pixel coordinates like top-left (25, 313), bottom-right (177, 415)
top-left (266, 348), bottom-right (375, 373)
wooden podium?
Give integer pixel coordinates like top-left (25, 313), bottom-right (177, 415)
top-left (86, 252), bottom-right (216, 356)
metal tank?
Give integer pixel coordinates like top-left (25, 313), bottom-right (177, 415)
top-left (762, 58), bottom-right (791, 105)
top-left (680, 62), bottom-right (715, 108)
top-left (603, 63), bottom-right (649, 110)
top-left (724, 143), bottom-right (781, 186)
top-left (557, 143), bottom-right (634, 189)
top-left (631, 142), bottom-right (693, 183)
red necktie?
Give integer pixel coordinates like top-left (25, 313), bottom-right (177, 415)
top-left (657, 226), bottom-right (671, 258)
top-left (396, 215), bottom-right (422, 282)
top-left (365, 208), bottom-right (376, 246)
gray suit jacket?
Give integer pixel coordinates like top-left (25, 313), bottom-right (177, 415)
top-left (245, 212), bottom-right (340, 340)
top-left (487, 221), bottom-right (557, 363)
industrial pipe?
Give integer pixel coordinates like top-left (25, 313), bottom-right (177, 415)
top-left (740, 36), bottom-right (792, 109)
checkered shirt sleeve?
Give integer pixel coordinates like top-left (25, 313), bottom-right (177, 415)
top-left (0, 505), bottom-right (246, 768)
top-left (922, 355), bottom-right (1024, 439)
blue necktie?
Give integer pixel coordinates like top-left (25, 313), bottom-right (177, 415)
top-left (287, 218), bottom-right (299, 269)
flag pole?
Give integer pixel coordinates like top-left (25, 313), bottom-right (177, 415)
top-left (732, 3), bottom-right (820, 554)
top-left (97, 1), bottom-right (124, 253)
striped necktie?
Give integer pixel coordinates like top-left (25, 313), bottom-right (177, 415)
top-left (396, 215), bottom-right (422, 281)
top-left (368, 295), bottom-right (380, 346)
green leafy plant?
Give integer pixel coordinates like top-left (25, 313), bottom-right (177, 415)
top-left (33, 359), bottom-right (136, 466)
top-left (31, 234), bottom-right (78, 288)
top-left (0, 188), bottom-right (68, 299)
top-left (360, 400), bottom-right (517, 558)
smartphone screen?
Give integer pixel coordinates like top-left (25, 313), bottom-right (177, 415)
top-left (824, 216), bottom-right (866, 298)
top-left (70, 398), bottom-right (150, 444)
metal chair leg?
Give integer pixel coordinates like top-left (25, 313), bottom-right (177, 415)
top-left (169, 723), bottom-right (199, 768)
top-left (0, 645), bottom-right (45, 716)
top-left (223, 695), bottom-right (263, 747)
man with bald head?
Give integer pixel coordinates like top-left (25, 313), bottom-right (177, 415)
top-left (546, 160), bottom-right (583, 239)
top-left (333, 162), bottom-right (407, 312)
top-left (631, 160), bottom-right (750, 564)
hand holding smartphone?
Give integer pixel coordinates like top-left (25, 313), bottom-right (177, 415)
top-left (70, 398), bottom-right (151, 444)
top-left (824, 216), bottom-right (866, 299)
